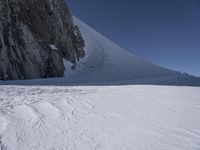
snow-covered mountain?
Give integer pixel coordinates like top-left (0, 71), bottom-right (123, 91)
top-left (1, 2), bottom-right (200, 150)
top-left (1, 7), bottom-right (200, 150)
top-left (63, 17), bottom-right (200, 86)
top-left (0, 0), bottom-right (199, 86)
top-left (0, 16), bottom-right (199, 86)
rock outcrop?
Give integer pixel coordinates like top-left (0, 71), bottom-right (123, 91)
top-left (0, 0), bottom-right (85, 80)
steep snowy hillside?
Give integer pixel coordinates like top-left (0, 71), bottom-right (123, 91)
top-left (63, 17), bottom-right (200, 86)
top-left (0, 85), bottom-right (200, 150)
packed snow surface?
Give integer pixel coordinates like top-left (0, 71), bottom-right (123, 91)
top-left (0, 85), bottom-right (200, 150)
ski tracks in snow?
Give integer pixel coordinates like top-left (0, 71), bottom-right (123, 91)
top-left (0, 86), bottom-right (99, 150)
top-left (0, 85), bottom-right (200, 150)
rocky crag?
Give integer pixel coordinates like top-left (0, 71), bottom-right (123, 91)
top-left (0, 0), bottom-right (85, 80)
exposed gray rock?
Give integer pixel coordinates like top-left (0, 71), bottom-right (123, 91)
top-left (0, 135), bottom-right (7, 150)
top-left (0, 0), bottom-right (85, 80)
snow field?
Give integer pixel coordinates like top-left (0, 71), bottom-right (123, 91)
top-left (0, 85), bottom-right (200, 150)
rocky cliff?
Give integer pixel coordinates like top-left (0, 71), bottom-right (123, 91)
top-left (0, 0), bottom-right (85, 80)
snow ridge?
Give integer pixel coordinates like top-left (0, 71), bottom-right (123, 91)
top-left (63, 17), bottom-right (200, 86)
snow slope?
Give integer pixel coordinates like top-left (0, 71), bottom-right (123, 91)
top-left (0, 85), bottom-right (200, 150)
top-left (63, 17), bottom-right (200, 86)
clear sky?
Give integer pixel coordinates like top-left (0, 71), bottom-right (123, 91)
top-left (67, 0), bottom-right (200, 76)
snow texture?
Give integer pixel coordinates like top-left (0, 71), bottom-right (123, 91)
top-left (49, 44), bottom-right (58, 50)
top-left (0, 85), bottom-right (200, 150)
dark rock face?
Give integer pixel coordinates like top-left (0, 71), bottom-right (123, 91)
top-left (0, 0), bottom-right (85, 80)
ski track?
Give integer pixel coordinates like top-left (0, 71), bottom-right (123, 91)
top-left (0, 85), bottom-right (200, 150)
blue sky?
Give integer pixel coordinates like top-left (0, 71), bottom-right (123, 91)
top-left (67, 0), bottom-right (200, 76)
